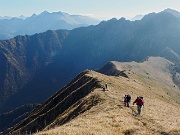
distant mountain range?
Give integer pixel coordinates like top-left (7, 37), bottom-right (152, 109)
top-left (0, 8), bottom-right (180, 131)
top-left (130, 8), bottom-right (180, 21)
top-left (0, 15), bottom-right (26, 20)
top-left (0, 11), bottom-right (100, 40)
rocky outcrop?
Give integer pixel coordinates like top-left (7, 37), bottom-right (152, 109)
top-left (97, 62), bottom-right (128, 78)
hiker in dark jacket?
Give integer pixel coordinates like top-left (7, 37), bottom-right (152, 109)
top-left (133, 96), bottom-right (144, 115)
top-left (126, 94), bottom-right (131, 107)
top-left (105, 83), bottom-right (108, 90)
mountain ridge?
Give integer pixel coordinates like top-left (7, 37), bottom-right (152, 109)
top-left (6, 70), bottom-right (102, 134)
top-left (5, 57), bottom-right (180, 135)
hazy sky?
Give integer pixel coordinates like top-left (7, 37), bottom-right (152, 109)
top-left (1, 0), bottom-right (180, 20)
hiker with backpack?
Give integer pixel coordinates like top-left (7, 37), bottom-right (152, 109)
top-left (123, 94), bottom-right (131, 107)
top-left (105, 83), bottom-right (108, 90)
top-left (126, 94), bottom-right (131, 107)
top-left (133, 96), bottom-right (144, 115)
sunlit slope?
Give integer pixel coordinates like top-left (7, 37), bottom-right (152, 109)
top-left (35, 57), bottom-right (180, 135)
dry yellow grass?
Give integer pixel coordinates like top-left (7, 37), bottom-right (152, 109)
top-left (36, 57), bottom-right (180, 135)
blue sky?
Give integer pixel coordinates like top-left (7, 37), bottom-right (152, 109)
top-left (1, 0), bottom-right (180, 20)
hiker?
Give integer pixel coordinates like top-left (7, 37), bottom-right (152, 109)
top-left (123, 95), bottom-right (127, 107)
top-left (133, 96), bottom-right (144, 115)
top-left (105, 83), bottom-right (108, 90)
top-left (102, 86), bottom-right (105, 91)
top-left (126, 94), bottom-right (131, 107)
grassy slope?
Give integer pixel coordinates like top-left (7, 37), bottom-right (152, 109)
top-left (36, 57), bottom-right (180, 135)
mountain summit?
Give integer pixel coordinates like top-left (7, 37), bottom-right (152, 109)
top-left (163, 8), bottom-right (180, 18)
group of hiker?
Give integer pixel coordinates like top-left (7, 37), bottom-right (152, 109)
top-left (102, 83), bottom-right (144, 115)
top-left (123, 94), bottom-right (131, 107)
top-left (124, 94), bottom-right (144, 115)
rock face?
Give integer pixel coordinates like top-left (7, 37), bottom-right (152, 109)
top-left (0, 11), bottom-right (100, 40)
top-left (0, 9), bottom-right (180, 116)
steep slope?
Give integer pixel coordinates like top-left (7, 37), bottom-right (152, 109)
top-left (0, 30), bottom-right (69, 113)
top-left (0, 11), bottom-right (99, 40)
top-left (6, 57), bottom-right (180, 135)
top-left (159, 47), bottom-right (180, 88)
top-left (6, 70), bottom-right (102, 134)
top-left (160, 47), bottom-right (180, 65)
top-left (0, 104), bottom-right (36, 131)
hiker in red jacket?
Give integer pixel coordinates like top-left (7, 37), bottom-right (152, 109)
top-left (133, 96), bottom-right (144, 115)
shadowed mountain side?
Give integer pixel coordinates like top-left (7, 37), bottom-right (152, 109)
top-left (6, 57), bottom-right (180, 135)
top-left (159, 47), bottom-right (180, 88)
top-left (0, 30), bottom-right (70, 113)
top-left (160, 47), bottom-right (180, 65)
top-left (0, 104), bottom-right (37, 131)
top-left (6, 70), bottom-right (102, 134)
